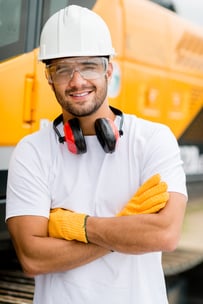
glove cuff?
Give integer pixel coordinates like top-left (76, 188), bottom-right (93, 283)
top-left (84, 215), bottom-right (89, 243)
top-left (61, 212), bottom-right (89, 243)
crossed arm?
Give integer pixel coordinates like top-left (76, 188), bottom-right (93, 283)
top-left (7, 191), bottom-right (186, 277)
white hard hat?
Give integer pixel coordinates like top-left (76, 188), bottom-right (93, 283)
top-left (38, 5), bottom-right (115, 60)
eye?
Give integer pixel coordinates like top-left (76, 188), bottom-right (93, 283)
top-left (56, 67), bottom-right (71, 75)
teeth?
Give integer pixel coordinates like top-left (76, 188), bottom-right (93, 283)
top-left (72, 92), bottom-right (89, 97)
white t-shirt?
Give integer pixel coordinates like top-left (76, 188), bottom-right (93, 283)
top-left (6, 113), bottom-right (187, 304)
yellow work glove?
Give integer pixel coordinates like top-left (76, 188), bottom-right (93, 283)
top-left (48, 208), bottom-right (89, 243)
top-left (117, 174), bottom-right (169, 216)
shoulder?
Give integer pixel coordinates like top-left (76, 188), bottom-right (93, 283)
top-left (18, 122), bottom-right (55, 147)
top-left (123, 113), bottom-right (175, 142)
top-left (11, 122), bottom-right (57, 163)
top-left (20, 122), bottom-right (54, 144)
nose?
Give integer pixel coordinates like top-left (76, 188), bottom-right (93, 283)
top-left (68, 70), bottom-right (86, 86)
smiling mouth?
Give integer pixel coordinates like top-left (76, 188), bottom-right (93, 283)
top-left (67, 85), bottom-right (95, 98)
top-left (70, 91), bottom-right (91, 97)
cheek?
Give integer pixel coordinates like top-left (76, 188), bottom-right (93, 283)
top-left (54, 83), bottom-right (66, 91)
top-left (53, 84), bottom-right (67, 96)
top-left (96, 79), bottom-right (108, 99)
top-left (52, 86), bottom-right (66, 104)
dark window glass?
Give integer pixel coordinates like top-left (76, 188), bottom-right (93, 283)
top-left (0, 0), bottom-right (28, 61)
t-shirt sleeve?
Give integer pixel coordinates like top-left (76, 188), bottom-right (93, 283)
top-left (141, 124), bottom-right (188, 198)
top-left (6, 139), bottom-right (51, 220)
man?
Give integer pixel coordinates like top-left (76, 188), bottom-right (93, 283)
top-left (6, 5), bottom-right (187, 304)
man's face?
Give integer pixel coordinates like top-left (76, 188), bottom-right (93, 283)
top-left (46, 56), bottom-right (113, 117)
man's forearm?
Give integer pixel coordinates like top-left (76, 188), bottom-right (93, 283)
top-left (86, 214), bottom-right (165, 254)
top-left (86, 193), bottom-right (186, 254)
top-left (7, 216), bottom-right (110, 277)
top-left (18, 236), bottom-right (110, 276)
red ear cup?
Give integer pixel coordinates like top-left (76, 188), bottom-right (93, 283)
top-left (53, 107), bottom-right (123, 154)
top-left (64, 118), bottom-right (87, 154)
top-left (95, 118), bottom-right (119, 153)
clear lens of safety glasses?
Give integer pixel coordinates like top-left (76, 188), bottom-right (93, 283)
top-left (46, 57), bottom-right (109, 84)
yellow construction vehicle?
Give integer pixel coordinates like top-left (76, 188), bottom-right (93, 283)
top-left (0, 0), bottom-right (203, 246)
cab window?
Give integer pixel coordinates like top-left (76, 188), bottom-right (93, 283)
top-left (0, 0), bottom-right (27, 61)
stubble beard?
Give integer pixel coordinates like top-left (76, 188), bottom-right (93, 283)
top-left (53, 78), bottom-right (108, 117)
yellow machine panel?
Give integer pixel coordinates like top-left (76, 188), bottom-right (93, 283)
top-left (0, 0), bottom-right (203, 145)
top-left (94, 0), bottom-right (203, 139)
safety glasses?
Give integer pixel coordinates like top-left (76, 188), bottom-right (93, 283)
top-left (46, 57), bottom-right (109, 84)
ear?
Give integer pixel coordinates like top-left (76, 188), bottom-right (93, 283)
top-left (106, 62), bottom-right (113, 81)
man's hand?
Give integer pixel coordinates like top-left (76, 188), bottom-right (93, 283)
top-left (48, 174), bottom-right (168, 243)
top-left (48, 208), bottom-right (89, 243)
top-left (117, 174), bottom-right (169, 216)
